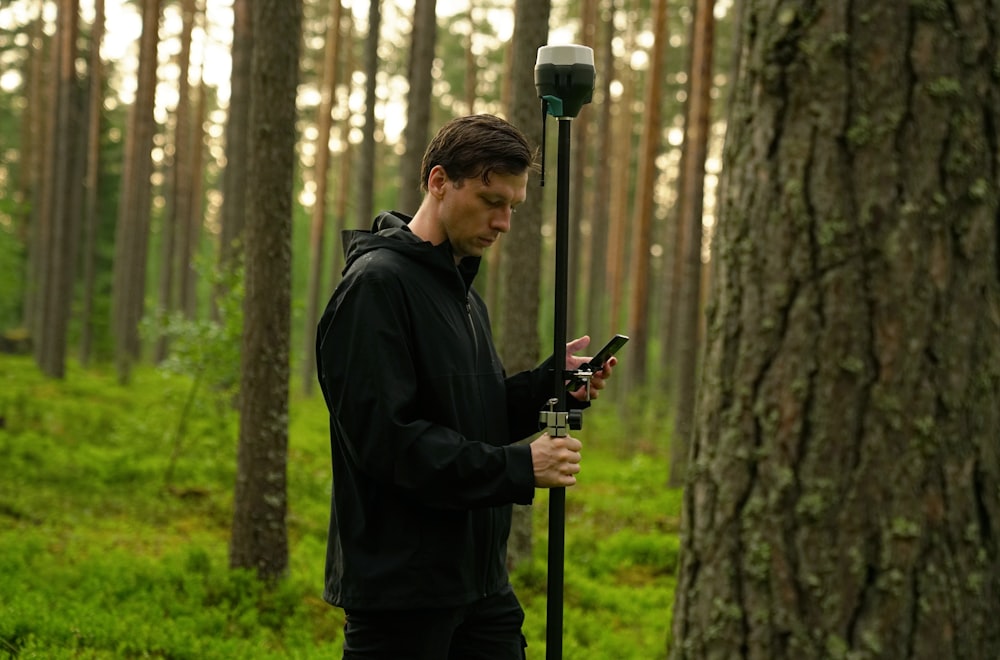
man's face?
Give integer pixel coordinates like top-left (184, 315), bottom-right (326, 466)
top-left (432, 166), bottom-right (528, 262)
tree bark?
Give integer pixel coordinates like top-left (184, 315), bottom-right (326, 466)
top-left (112, 0), bottom-right (162, 383)
top-left (355, 0), bottom-right (381, 228)
top-left (79, 0), bottom-right (105, 367)
top-left (625, 0), bottom-right (668, 392)
top-left (397, 0), bottom-right (437, 215)
top-left (302, 0), bottom-right (345, 396)
top-left (671, 3), bottom-right (1000, 657)
top-left (501, 0), bottom-right (551, 572)
top-left (229, 0), bottom-right (302, 582)
top-left (216, 0), bottom-right (251, 303)
top-left (37, 0), bottom-right (82, 379)
top-left (586, 0), bottom-right (617, 345)
top-left (668, 0), bottom-right (715, 487)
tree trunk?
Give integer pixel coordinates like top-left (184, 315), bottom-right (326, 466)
top-left (625, 0), bottom-right (668, 392)
top-left (485, 36), bottom-right (516, 322)
top-left (585, 0), bottom-right (617, 345)
top-left (174, 0), bottom-right (198, 321)
top-left (606, 5), bottom-right (635, 336)
top-left (330, 14), bottom-right (357, 288)
top-left (397, 0), bottom-right (437, 215)
top-left (22, 3), bottom-right (50, 348)
top-left (112, 0), bottom-right (162, 383)
top-left (667, 0), bottom-right (715, 487)
top-left (301, 0), bottom-right (345, 396)
top-left (463, 5), bottom-right (477, 115)
top-left (355, 0), bottom-right (381, 228)
top-left (501, 0), bottom-right (551, 572)
top-left (216, 0), bottom-right (251, 310)
top-left (567, 0), bottom-right (598, 337)
top-left (79, 0), bottom-right (105, 367)
top-left (37, 0), bottom-right (81, 379)
top-left (153, 0), bottom-right (197, 363)
top-left (229, 0), bottom-right (302, 582)
top-left (670, 3), bottom-right (1000, 657)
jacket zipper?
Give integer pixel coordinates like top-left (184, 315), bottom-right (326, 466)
top-left (466, 295), bottom-right (492, 596)
top-left (465, 293), bottom-right (496, 598)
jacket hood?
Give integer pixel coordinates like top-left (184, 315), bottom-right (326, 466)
top-left (342, 210), bottom-right (481, 287)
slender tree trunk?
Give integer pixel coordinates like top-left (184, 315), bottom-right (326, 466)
top-left (625, 0), bottom-right (668, 393)
top-left (22, 3), bottom-right (49, 344)
top-left (606, 11), bottom-right (634, 337)
top-left (176, 0), bottom-right (201, 321)
top-left (586, 0), bottom-right (616, 345)
top-left (397, 0), bottom-right (437, 215)
top-left (230, 0), bottom-right (302, 582)
top-left (37, 0), bottom-right (81, 379)
top-left (153, 0), bottom-right (196, 363)
top-left (112, 0), bottom-right (162, 383)
top-left (485, 36), bottom-right (516, 323)
top-left (216, 0), bottom-right (251, 306)
top-left (567, 0), bottom-right (598, 337)
top-left (330, 15), bottom-right (357, 289)
top-left (356, 0), bottom-right (381, 228)
top-left (463, 5), bottom-right (477, 115)
top-left (668, 0), bottom-right (715, 488)
top-left (302, 0), bottom-right (345, 396)
top-left (670, 2), bottom-right (1000, 656)
top-left (79, 0), bottom-right (105, 367)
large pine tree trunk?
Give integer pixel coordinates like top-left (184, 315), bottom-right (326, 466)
top-left (670, 3), bottom-right (1000, 658)
top-left (229, 0), bottom-right (302, 582)
top-left (501, 0), bottom-right (551, 571)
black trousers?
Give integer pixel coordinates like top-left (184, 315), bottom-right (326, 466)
top-left (342, 585), bottom-right (528, 660)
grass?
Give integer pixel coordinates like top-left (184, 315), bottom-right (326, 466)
top-left (0, 354), bottom-right (679, 658)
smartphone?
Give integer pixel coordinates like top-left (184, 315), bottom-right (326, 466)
top-left (566, 333), bottom-right (629, 392)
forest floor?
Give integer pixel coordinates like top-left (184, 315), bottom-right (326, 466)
top-left (0, 355), bottom-right (680, 659)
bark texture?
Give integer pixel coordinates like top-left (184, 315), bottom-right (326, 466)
top-left (671, 2), bottom-right (1000, 658)
top-left (229, 0), bottom-right (302, 581)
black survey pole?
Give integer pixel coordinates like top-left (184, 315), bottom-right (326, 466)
top-left (534, 44), bottom-right (595, 660)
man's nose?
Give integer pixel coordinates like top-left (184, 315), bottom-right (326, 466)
top-left (491, 208), bottom-right (512, 233)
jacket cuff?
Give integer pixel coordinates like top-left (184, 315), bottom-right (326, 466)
top-left (506, 443), bottom-right (536, 505)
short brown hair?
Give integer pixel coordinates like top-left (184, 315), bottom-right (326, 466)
top-left (419, 114), bottom-right (538, 193)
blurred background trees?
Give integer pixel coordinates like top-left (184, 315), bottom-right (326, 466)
top-left (0, 0), bottom-right (726, 406)
top-left (2, 2), bottom-right (997, 655)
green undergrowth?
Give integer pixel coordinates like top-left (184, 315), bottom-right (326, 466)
top-left (0, 355), bottom-right (680, 658)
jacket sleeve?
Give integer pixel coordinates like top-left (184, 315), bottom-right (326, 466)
top-left (317, 269), bottom-right (535, 510)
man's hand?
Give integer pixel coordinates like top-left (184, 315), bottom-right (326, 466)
top-left (530, 433), bottom-right (582, 488)
top-left (564, 335), bottom-right (618, 401)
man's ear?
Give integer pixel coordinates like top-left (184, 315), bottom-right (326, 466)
top-left (427, 165), bottom-right (448, 199)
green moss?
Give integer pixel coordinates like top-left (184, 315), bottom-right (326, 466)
top-left (926, 76), bottom-right (963, 100)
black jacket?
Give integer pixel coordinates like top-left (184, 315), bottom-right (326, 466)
top-left (316, 211), bottom-right (557, 610)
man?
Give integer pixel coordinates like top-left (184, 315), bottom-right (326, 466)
top-left (316, 114), bottom-right (617, 659)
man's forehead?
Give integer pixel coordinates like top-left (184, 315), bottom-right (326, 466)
top-left (476, 171), bottom-right (529, 195)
